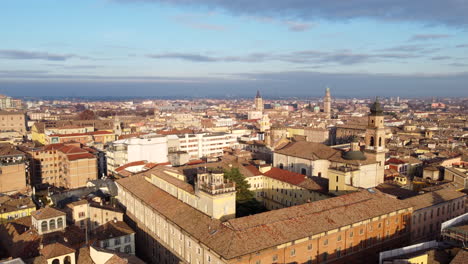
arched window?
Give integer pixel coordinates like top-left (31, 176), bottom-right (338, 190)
top-left (52, 259), bottom-right (60, 264)
top-left (49, 219), bottom-right (56, 230)
top-left (64, 256), bottom-right (71, 264)
top-left (279, 163), bottom-right (284, 169)
top-left (301, 168), bottom-right (307, 175)
top-left (370, 136), bottom-right (375, 146)
top-left (57, 217), bottom-right (63, 229)
top-left (379, 137), bottom-right (382, 147)
top-left (41, 221), bottom-right (48, 232)
top-left (318, 172), bottom-right (322, 178)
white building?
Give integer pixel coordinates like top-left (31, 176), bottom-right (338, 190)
top-left (178, 133), bottom-right (239, 159)
top-left (106, 134), bottom-right (169, 173)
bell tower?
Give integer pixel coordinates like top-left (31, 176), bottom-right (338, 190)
top-left (365, 97), bottom-right (386, 184)
top-left (323, 87), bottom-right (331, 119)
top-left (255, 90), bottom-right (263, 112)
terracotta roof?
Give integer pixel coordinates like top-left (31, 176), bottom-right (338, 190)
top-left (117, 176), bottom-right (411, 260)
top-left (115, 161), bottom-right (147, 173)
top-left (403, 187), bottom-right (466, 210)
top-left (40, 243), bottom-right (75, 259)
top-left (450, 249), bottom-right (468, 264)
top-left (275, 141), bottom-right (338, 160)
top-left (0, 144), bottom-right (24, 156)
top-left (93, 220), bottom-right (135, 241)
top-left (387, 158), bottom-right (406, 165)
top-left (0, 197), bottom-right (35, 214)
top-left (31, 207), bottom-right (65, 220)
top-left (67, 153), bottom-right (95, 161)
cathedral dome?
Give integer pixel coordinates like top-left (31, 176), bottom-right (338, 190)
top-left (342, 150), bottom-right (367, 161)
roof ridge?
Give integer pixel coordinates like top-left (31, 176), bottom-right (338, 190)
top-left (228, 197), bottom-right (374, 231)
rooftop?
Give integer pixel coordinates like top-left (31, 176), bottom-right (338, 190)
top-left (117, 176), bottom-right (411, 260)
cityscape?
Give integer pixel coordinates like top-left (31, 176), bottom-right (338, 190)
top-left (1, 1), bottom-right (468, 264)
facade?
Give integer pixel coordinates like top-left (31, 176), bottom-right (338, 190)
top-left (178, 133), bottom-right (239, 159)
top-left (0, 95), bottom-right (22, 110)
top-left (65, 199), bottom-right (124, 230)
top-left (117, 176), bottom-right (412, 264)
top-left (95, 220), bottom-right (136, 255)
top-left (31, 207), bottom-right (67, 235)
top-left (106, 134), bottom-right (168, 173)
top-left (0, 111), bottom-right (26, 135)
top-left (29, 143), bottom-right (98, 189)
top-left (405, 187), bottom-right (466, 243)
top-left (0, 144), bottom-right (27, 194)
top-left (244, 165), bottom-right (331, 210)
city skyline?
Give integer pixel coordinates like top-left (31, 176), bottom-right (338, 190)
top-left (1, 0), bottom-right (468, 97)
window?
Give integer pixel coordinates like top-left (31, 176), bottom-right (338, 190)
top-left (360, 229), bottom-right (364, 235)
top-left (114, 237), bottom-right (121, 245)
top-left (308, 244), bottom-right (312, 251)
top-left (350, 231), bottom-right (354, 238)
top-left (124, 245), bottom-right (131, 254)
top-left (301, 168), bottom-right (307, 175)
top-left (323, 239), bottom-right (328, 246)
top-left (103, 240), bottom-right (109, 247)
top-left (336, 247), bottom-right (341, 257)
top-left (124, 235), bottom-right (131, 243)
top-left (272, 255), bottom-right (278, 262)
top-left (290, 249), bottom-right (296, 256)
top-left (57, 218), bottom-right (63, 228)
top-left (49, 219), bottom-right (56, 230)
top-left (41, 221), bottom-right (48, 232)
top-left (337, 235), bottom-right (342, 241)
top-left (323, 252), bottom-right (328, 262)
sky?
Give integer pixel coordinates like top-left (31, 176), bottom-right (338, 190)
top-left (1, 0), bottom-right (468, 98)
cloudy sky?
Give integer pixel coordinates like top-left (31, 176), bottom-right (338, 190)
top-left (1, 0), bottom-right (468, 97)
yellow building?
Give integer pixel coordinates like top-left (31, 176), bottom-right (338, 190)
top-left (0, 196), bottom-right (36, 224)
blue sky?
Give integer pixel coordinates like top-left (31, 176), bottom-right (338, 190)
top-left (1, 0), bottom-right (468, 97)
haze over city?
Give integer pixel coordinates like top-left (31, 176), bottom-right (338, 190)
top-left (1, 0), bottom-right (468, 97)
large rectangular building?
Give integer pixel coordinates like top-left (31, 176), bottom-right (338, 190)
top-left (29, 143), bottom-right (98, 189)
top-left (0, 111), bottom-right (26, 135)
top-left (116, 175), bottom-right (413, 264)
top-left (0, 144), bottom-right (27, 194)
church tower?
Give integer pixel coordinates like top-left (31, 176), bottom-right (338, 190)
top-left (255, 90), bottom-right (263, 112)
top-left (113, 116), bottom-right (122, 137)
top-left (324, 87), bottom-right (331, 119)
top-left (365, 98), bottom-right (387, 184)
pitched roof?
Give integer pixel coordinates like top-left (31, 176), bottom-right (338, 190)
top-left (117, 176), bottom-right (411, 260)
top-left (40, 243), bottom-right (75, 259)
top-left (31, 207), bottom-right (65, 220)
top-left (403, 187), bottom-right (466, 210)
top-left (275, 141), bottom-right (338, 160)
top-left (93, 220), bottom-right (135, 241)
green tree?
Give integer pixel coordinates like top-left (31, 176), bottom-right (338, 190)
top-left (223, 168), bottom-right (254, 201)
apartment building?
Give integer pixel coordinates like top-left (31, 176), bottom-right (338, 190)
top-left (0, 111), bottom-right (26, 135)
top-left (0, 143), bottom-right (27, 194)
top-left (106, 135), bottom-right (169, 173)
top-left (116, 174), bottom-right (413, 264)
top-left (178, 133), bottom-right (238, 159)
top-left (29, 143), bottom-right (98, 189)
